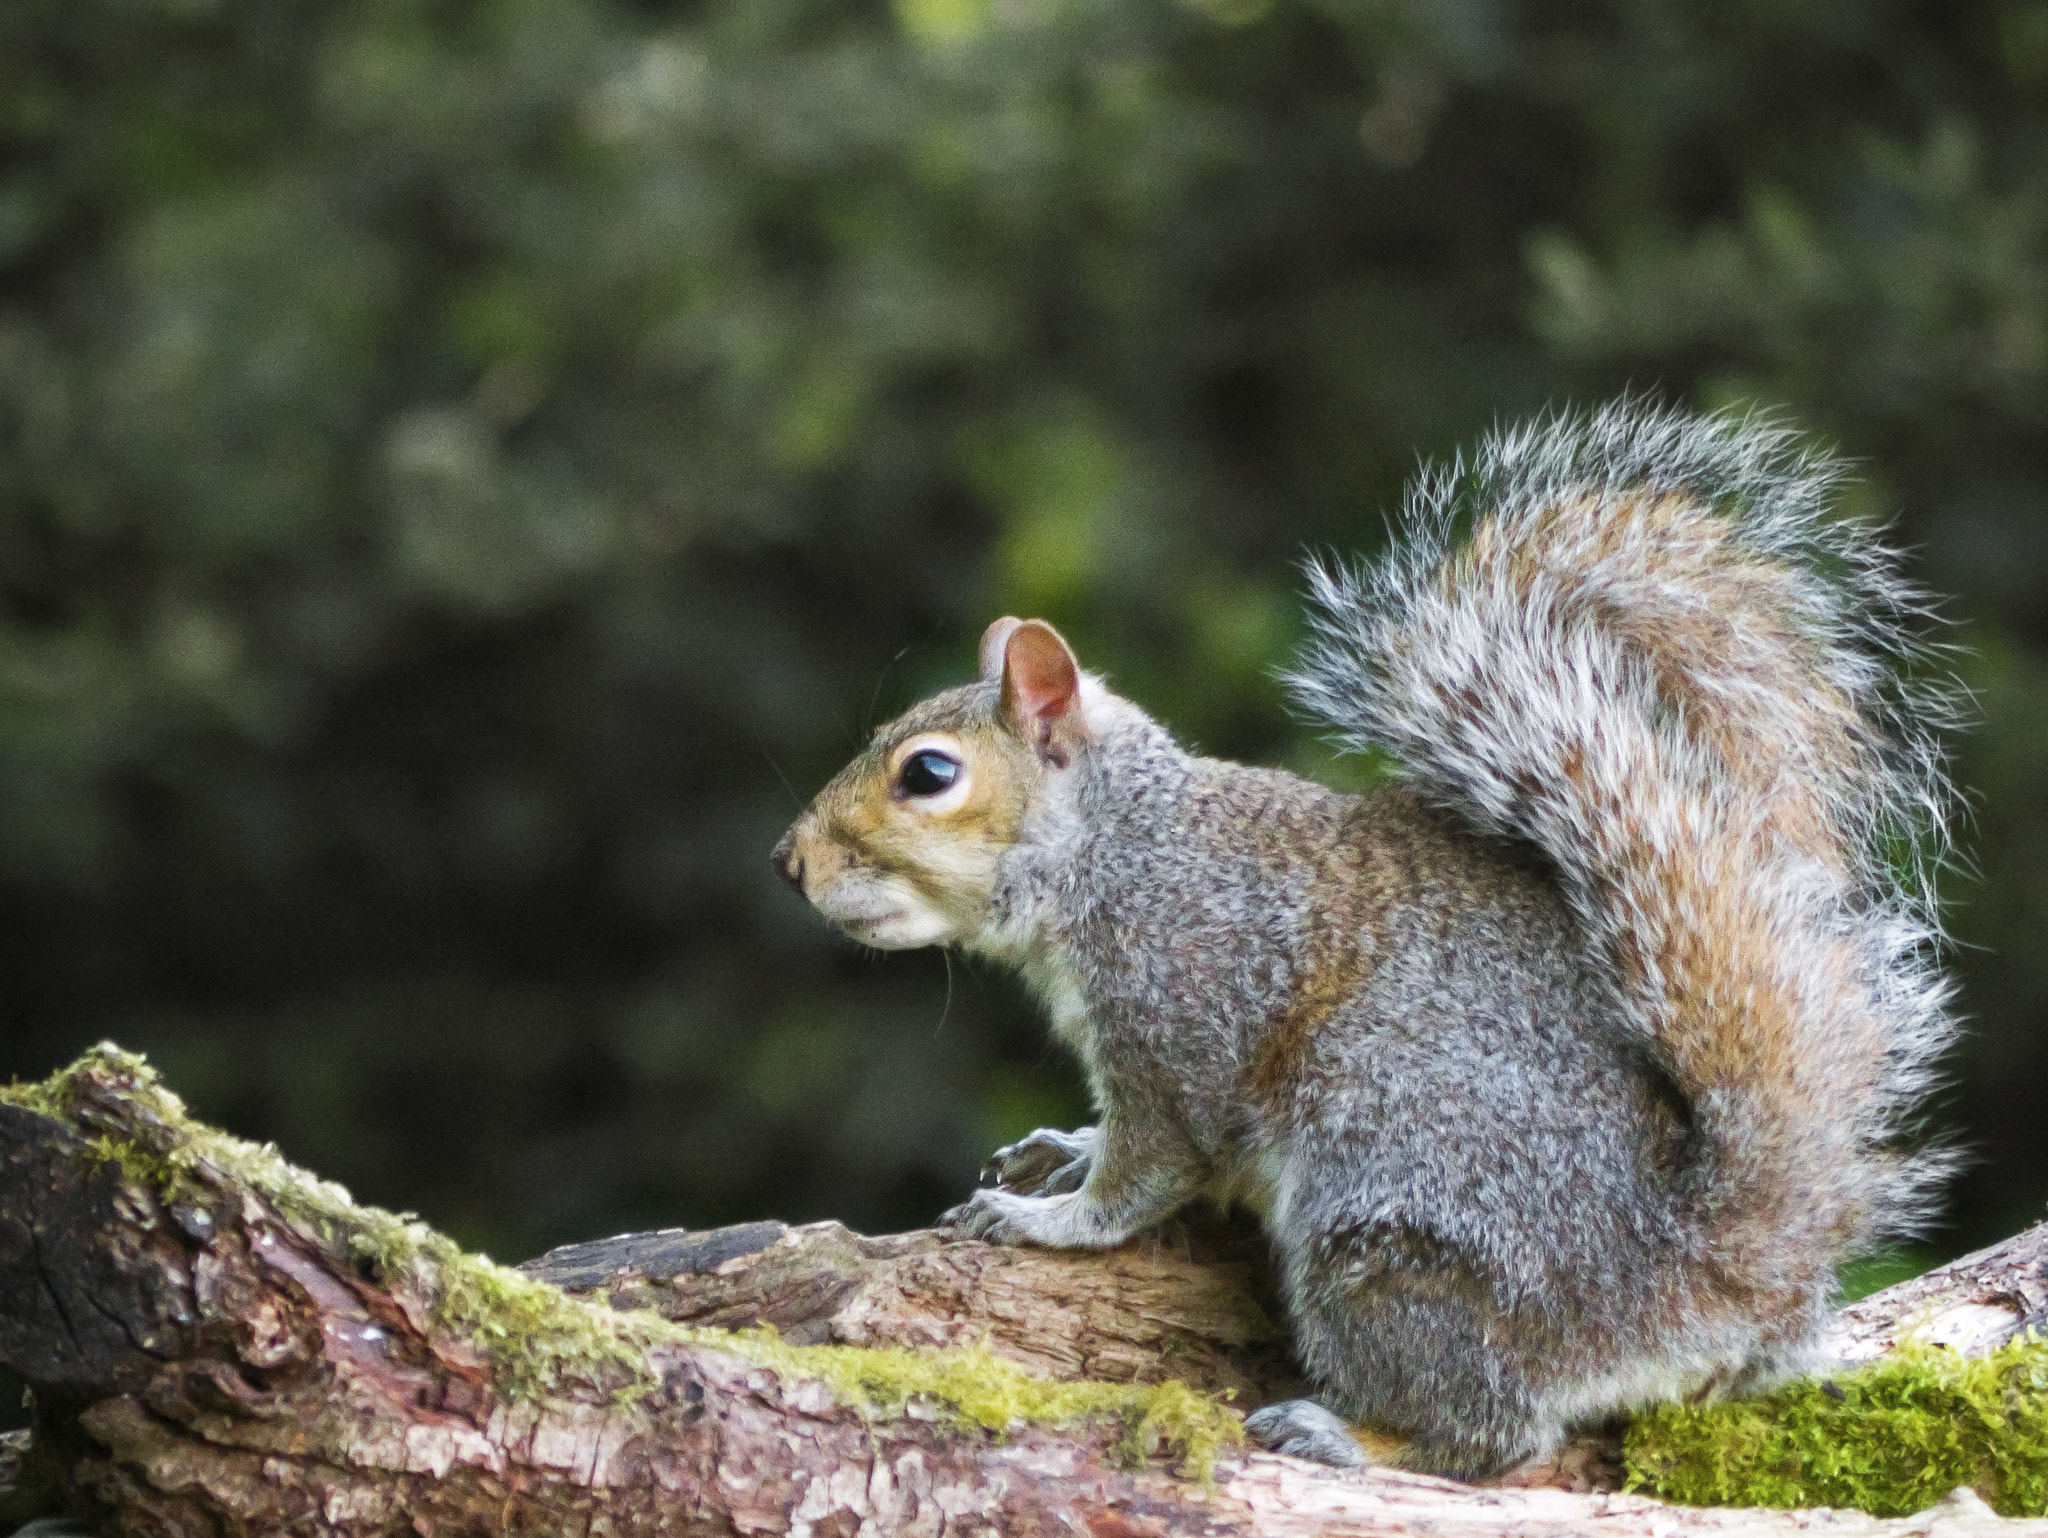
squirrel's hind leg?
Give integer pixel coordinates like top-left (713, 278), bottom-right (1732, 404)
top-left (1278, 1224), bottom-right (1564, 1478)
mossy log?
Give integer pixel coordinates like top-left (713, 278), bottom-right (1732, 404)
top-left (2, 1045), bottom-right (2046, 1537)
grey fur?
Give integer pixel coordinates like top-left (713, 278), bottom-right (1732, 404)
top-left (796, 402), bottom-right (1960, 1474)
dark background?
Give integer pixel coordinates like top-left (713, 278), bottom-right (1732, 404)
top-left (5, 0), bottom-right (2048, 1429)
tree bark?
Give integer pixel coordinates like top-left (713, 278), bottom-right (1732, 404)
top-left (1824, 1223), bottom-right (2048, 1364)
top-left (517, 1207), bottom-right (1306, 1406)
top-left (3, 1046), bottom-right (2045, 1537)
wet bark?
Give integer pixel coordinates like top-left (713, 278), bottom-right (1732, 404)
top-left (3, 1047), bottom-right (2045, 1537)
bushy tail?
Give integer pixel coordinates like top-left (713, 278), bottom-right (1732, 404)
top-left (1289, 401), bottom-right (1960, 1298)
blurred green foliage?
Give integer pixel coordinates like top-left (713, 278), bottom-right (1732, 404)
top-left (2, 0), bottom-right (2046, 1358)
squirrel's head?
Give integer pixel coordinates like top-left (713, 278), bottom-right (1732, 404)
top-left (771, 617), bottom-right (1093, 950)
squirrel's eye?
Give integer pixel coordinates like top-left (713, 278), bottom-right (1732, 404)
top-left (899, 749), bottom-right (962, 799)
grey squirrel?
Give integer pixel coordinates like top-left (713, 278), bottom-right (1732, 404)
top-left (769, 401), bottom-right (1959, 1474)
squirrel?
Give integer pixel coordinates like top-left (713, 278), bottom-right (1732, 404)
top-left (769, 401), bottom-right (1960, 1475)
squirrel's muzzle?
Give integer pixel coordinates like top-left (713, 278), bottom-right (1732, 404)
top-left (770, 825), bottom-right (805, 895)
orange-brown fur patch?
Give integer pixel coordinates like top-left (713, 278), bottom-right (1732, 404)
top-left (1241, 801), bottom-right (1409, 1115)
top-left (1478, 492), bottom-right (1864, 871)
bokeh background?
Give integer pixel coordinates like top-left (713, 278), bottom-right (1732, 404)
top-left (5, 0), bottom-right (2048, 1429)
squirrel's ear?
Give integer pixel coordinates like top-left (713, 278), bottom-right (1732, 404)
top-left (997, 619), bottom-right (1086, 768)
top-left (979, 617), bottom-right (1024, 682)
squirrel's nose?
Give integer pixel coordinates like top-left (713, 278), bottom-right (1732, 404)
top-left (770, 827), bottom-right (805, 896)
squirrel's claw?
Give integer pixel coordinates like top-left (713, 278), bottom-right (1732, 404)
top-left (939, 1184), bottom-right (1085, 1245)
top-left (938, 1186), bottom-right (1031, 1242)
top-left (1243, 1401), bottom-right (1370, 1469)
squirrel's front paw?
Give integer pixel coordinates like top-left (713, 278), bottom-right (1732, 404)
top-left (939, 1186), bottom-right (1071, 1245)
top-left (982, 1124), bottom-right (1099, 1195)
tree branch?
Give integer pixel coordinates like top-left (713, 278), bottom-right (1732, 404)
top-left (3, 1046), bottom-right (2044, 1536)
top-left (1825, 1224), bottom-right (2048, 1364)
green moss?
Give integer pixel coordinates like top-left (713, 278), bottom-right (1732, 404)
top-left (1626, 1337), bottom-right (2048, 1517)
top-left (0, 1077), bottom-right (63, 1121)
top-left (686, 1328), bottom-right (1242, 1477)
top-left (6, 1045), bottom-right (1241, 1476)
